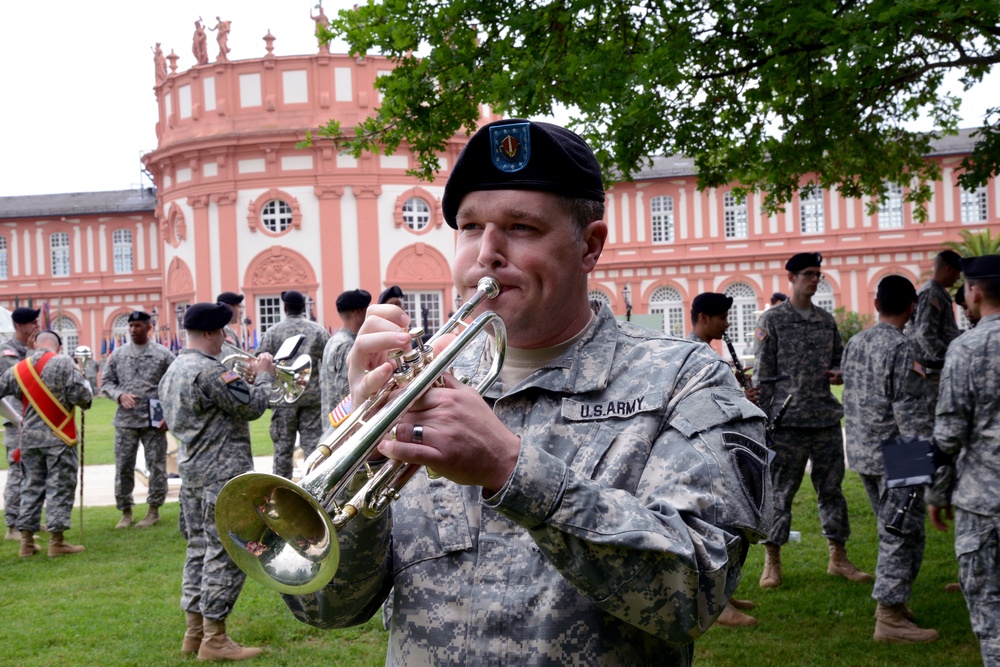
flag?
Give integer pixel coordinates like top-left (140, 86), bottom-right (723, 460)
top-left (42, 302), bottom-right (51, 329)
top-left (109, 336), bottom-right (115, 353)
top-left (253, 329), bottom-right (258, 350)
top-left (100, 337), bottom-right (107, 356)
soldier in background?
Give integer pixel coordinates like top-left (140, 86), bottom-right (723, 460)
top-left (1, 306), bottom-right (40, 541)
top-left (954, 284), bottom-right (980, 328)
top-left (216, 292), bottom-right (246, 350)
top-left (929, 255), bottom-right (1000, 667)
top-left (258, 290), bottom-right (330, 479)
top-left (101, 311), bottom-right (176, 529)
top-left (0, 330), bottom-right (92, 558)
top-left (320, 289), bottom-right (371, 421)
top-left (907, 249), bottom-right (962, 399)
top-left (769, 292), bottom-right (788, 307)
top-left (754, 252), bottom-right (872, 588)
top-left (378, 285), bottom-right (405, 308)
top-left (159, 303), bottom-right (275, 660)
top-left (842, 275), bottom-right (939, 643)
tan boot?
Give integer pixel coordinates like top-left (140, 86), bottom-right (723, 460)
top-left (827, 540), bottom-right (874, 583)
top-left (48, 531), bottom-right (85, 557)
top-left (760, 543), bottom-right (782, 588)
top-left (18, 530), bottom-right (40, 558)
top-left (197, 617), bottom-right (261, 661)
top-left (115, 509), bottom-right (133, 529)
top-left (729, 598), bottom-right (755, 611)
top-left (135, 506), bottom-right (161, 528)
top-left (5, 525), bottom-right (20, 541)
top-left (874, 603), bottom-right (939, 643)
top-left (716, 601), bottom-right (758, 627)
top-left (182, 611), bottom-right (205, 655)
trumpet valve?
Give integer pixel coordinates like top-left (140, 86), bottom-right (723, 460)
top-left (389, 349), bottom-right (414, 386)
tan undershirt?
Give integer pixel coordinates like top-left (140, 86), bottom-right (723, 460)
top-left (499, 314), bottom-right (596, 387)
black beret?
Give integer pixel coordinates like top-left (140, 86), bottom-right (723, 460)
top-left (378, 285), bottom-right (404, 304)
top-left (785, 252), bottom-right (823, 272)
top-left (771, 292), bottom-right (788, 302)
top-left (281, 290), bottom-right (306, 308)
top-left (954, 284), bottom-right (966, 307)
top-left (441, 119), bottom-right (605, 229)
top-left (337, 289), bottom-right (372, 312)
top-left (875, 275), bottom-right (917, 315)
top-left (962, 254), bottom-right (1000, 280)
top-left (11, 307), bottom-right (40, 324)
top-left (216, 291), bottom-right (244, 306)
top-left (183, 303), bottom-right (232, 331)
top-left (938, 249), bottom-right (962, 270)
top-left (127, 311), bottom-right (152, 323)
top-left (691, 292), bottom-right (734, 317)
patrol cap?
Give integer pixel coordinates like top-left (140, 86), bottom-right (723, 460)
top-left (441, 119), bottom-right (605, 229)
top-left (875, 275), bottom-right (917, 315)
top-left (281, 290), bottom-right (306, 308)
top-left (378, 285), bottom-right (404, 304)
top-left (785, 252), bottom-right (823, 272)
top-left (216, 291), bottom-right (244, 306)
top-left (961, 254), bottom-right (1000, 280)
top-left (337, 289), bottom-right (372, 312)
top-left (691, 292), bottom-right (733, 317)
top-left (183, 302), bottom-right (232, 332)
top-left (127, 311), bottom-right (152, 323)
top-left (11, 307), bottom-right (40, 324)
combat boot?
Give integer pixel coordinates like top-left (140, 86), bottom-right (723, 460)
top-left (5, 525), bottom-right (20, 541)
top-left (48, 531), bottom-right (85, 557)
top-left (115, 509), bottom-right (133, 529)
top-left (759, 543), bottom-right (782, 588)
top-left (874, 603), bottom-right (939, 643)
top-left (198, 618), bottom-right (261, 661)
top-left (135, 506), bottom-right (160, 528)
top-left (827, 539), bottom-right (873, 583)
top-left (182, 611), bottom-right (204, 655)
top-left (716, 601), bottom-right (758, 627)
top-left (18, 530), bottom-right (40, 558)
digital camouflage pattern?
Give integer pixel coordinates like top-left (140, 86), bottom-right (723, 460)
top-left (0, 350), bottom-right (92, 533)
top-left (282, 308), bottom-right (771, 666)
top-left (842, 321), bottom-right (935, 607)
top-left (320, 328), bottom-right (355, 419)
top-left (223, 325), bottom-right (242, 351)
top-left (258, 314), bottom-right (330, 477)
top-left (908, 279), bottom-right (960, 368)
top-left (101, 341), bottom-right (176, 511)
top-left (933, 312), bottom-right (1000, 666)
top-left (0, 336), bottom-right (29, 528)
top-left (158, 349), bottom-right (274, 621)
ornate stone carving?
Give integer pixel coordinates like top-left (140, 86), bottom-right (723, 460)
top-left (168, 257), bottom-right (194, 295)
top-left (252, 253), bottom-right (309, 286)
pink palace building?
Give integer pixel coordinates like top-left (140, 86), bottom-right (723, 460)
top-left (0, 21), bottom-right (995, 362)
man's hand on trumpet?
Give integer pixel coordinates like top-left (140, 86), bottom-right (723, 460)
top-left (252, 352), bottom-right (276, 380)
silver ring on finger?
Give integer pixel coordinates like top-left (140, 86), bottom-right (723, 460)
top-left (412, 424), bottom-right (424, 445)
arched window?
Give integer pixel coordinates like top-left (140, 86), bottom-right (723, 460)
top-left (650, 195), bottom-right (674, 243)
top-left (261, 199), bottom-right (293, 233)
top-left (402, 197), bottom-right (431, 231)
top-left (52, 316), bottom-right (78, 353)
top-left (0, 236), bottom-right (7, 280)
top-left (51, 232), bottom-right (71, 277)
top-left (723, 282), bottom-right (759, 354)
top-left (588, 290), bottom-right (611, 312)
top-left (111, 313), bottom-right (130, 348)
top-left (113, 229), bottom-right (133, 274)
top-left (814, 281), bottom-right (835, 313)
top-left (401, 291), bottom-right (443, 336)
top-left (649, 286), bottom-right (684, 336)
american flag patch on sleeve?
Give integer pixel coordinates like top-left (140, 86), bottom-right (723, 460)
top-left (328, 395), bottom-right (352, 428)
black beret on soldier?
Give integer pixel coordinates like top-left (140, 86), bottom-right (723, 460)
top-left (216, 291), bottom-right (244, 306)
top-left (691, 292), bottom-right (734, 317)
top-left (785, 252), bottom-right (823, 272)
top-left (441, 119), bottom-right (605, 229)
top-left (281, 290), bottom-right (306, 308)
top-left (961, 254), bottom-right (1000, 280)
top-left (337, 289), bottom-right (372, 313)
top-left (11, 307), bottom-right (40, 324)
top-left (127, 311), bottom-right (152, 323)
top-left (183, 303), bottom-right (232, 332)
top-left (378, 285), bottom-right (404, 304)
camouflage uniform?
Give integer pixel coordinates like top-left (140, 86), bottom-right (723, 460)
top-left (258, 314), bottom-right (330, 478)
top-left (908, 279), bottom-right (961, 416)
top-left (100, 341), bottom-right (176, 512)
top-left (283, 308), bottom-right (771, 666)
top-left (933, 313), bottom-right (1000, 666)
top-left (753, 299), bottom-right (848, 545)
top-left (222, 325), bottom-right (242, 351)
top-left (158, 349), bottom-right (273, 621)
top-left (320, 328), bottom-right (355, 420)
top-left (0, 350), bottom-right (92, 533)
top-left (0, 337), bottom-right (29, 530)
top-left (842, 322), bottom-right (934, 606)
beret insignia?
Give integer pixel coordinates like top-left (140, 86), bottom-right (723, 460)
top-left (490, 122), bottom-right (531, 173)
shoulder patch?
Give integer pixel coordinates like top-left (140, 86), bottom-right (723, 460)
top-left (911, 360), bottom-right (927, 378)
top-left (929, 296), bottom-right (944, 312)
top-left (2, 349), bottom-right (17, 357)
top-left (225, 375), bottom-right (251, 404)
top-left (221, 370), bottom-right (241, 384)
top-left (754, 327), bottom-right (768, 342)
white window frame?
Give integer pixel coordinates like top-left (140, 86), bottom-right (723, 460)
top-left (723, 191), bottom-right (748, 239)
top-left (877, 183), bottom-right (904, 229)
top-left (814, 280), bottom-right (835, 313)
top-left (257, 296), bottom-right (283, 336)
top-left (650, 195), bottom-right (675, 244)
top-left (402, 197), bottom-right (431, 231)
top-left (112, 228), bottom-right (133, 274)
top-left (52, 315), bottom-right (78, 353)
top-left (960, 186), bottom-right (988, 223)
top-left (799, 187), bottom-right (825, 234)
top-left (261, 199), bottom-right (293, 233)
top-left (0, 236), bottom-right (7, 280)
top-left (50, 231), bottom-right (71, 277)
top-left (402, 292), bottom-right (443, 336)
top-left (649, 286), bottom-right (684, 336)
top-left (723, 282), bottom-right (759, 356)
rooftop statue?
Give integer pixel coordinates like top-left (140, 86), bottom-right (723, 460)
top-left (211, 17), bottom-right (232, 63)
top-left (192, 18), bottom-right (209, 66)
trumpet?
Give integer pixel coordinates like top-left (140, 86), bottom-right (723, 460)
top-left (220, 335), bottom-right (312, 405)
top-left (215, 277), bottom-right (505, 594)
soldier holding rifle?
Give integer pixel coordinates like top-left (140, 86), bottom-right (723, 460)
top-left (842, 275), bottom-right (939, 643)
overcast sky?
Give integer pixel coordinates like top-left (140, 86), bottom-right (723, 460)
top-left (0, 1), bottom-right (996, 197)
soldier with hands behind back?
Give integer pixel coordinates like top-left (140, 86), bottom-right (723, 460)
top-left (1, 307), bottom-right (40, 541)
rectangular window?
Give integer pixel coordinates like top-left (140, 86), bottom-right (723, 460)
top-left (877, 183), bottom-right (904, 229)
top-left (799, 187), bottom-right (825, 234)
top-left (401, 292), bottom-right (443, 336)
top-left (723, 191), bottom-right (748, 239)
top-left (0, 237), bottom-right (7, 280)
top-left (50, 232), bottom-right (71, 277)
top-left (649, 306), bottom-right (684, 336)
top-left (650, 195), bottom-right (674, 243)
top-left (112, 229), bottom-right (133, 274)
top-left (257, 297), bottom-right (282, 336)
top-left (960, 186), bottom-right (988, 223)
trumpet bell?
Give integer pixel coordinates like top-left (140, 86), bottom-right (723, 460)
top-left (215, 471), bottom-right (339, 595)
top-left (274, 353), bottom-right (312, 404)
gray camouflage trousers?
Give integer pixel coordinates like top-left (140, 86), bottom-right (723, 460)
top-left (18, 444), bottom-right (78, 533)
top-left (861, 474), bottom-right (925, 606)
top-left (180, 481), bottom-right (247, 621)
top-left (4, 426), bottom-right (23, 527)
top-left (114, 427), bottom-right (168, 511)
top-left (955, 509), bottom-right (1000, 667)
top-left (269, 403), bottom-right (323, 479)
top-left (766, 424), bottom-right (851, 545)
